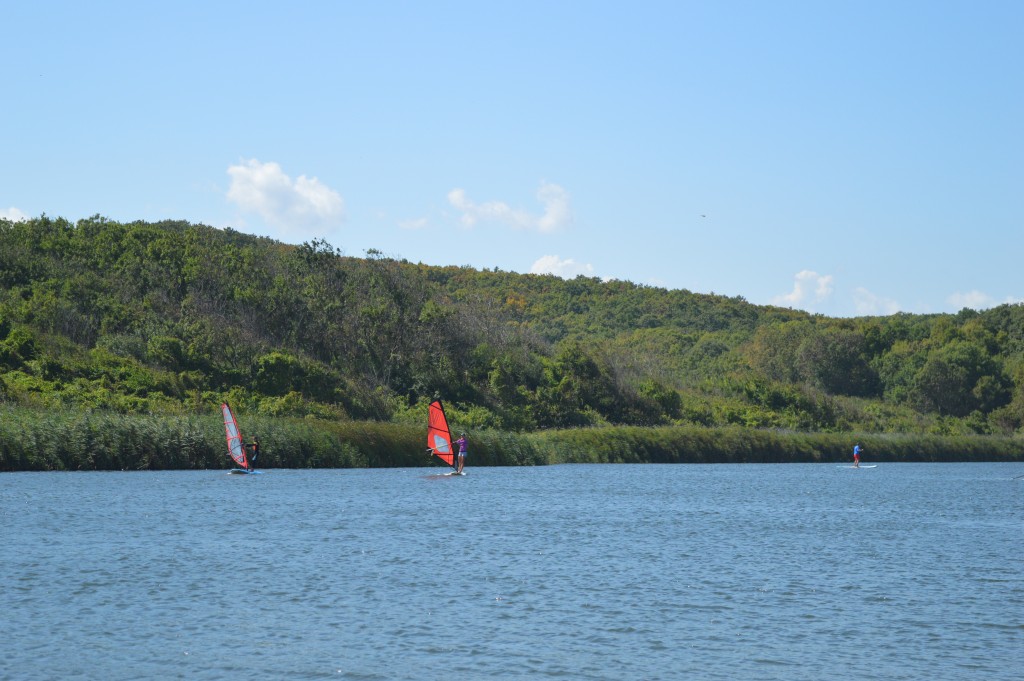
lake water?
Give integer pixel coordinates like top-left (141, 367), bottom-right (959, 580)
top-left (2, 463), bottom-right (1021, 680)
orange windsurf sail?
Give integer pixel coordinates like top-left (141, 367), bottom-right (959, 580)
top-left (427, 400), bottom-right (454, 467)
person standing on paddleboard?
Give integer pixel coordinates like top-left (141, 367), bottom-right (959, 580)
top-left (455, 432), bottom-right (467, 474)
top-left (853, 443), bottom-right (863, 468)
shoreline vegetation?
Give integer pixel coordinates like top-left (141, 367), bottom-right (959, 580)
top-left (4, 217), bottom-right (1024, 448)
top-left (3, 217), bottom-right (1023, 470)
top-left (2, 406), bottom-right (1021, 472)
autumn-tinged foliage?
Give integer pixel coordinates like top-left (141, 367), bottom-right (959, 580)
top-left (2, 215), bottom-right (1024, 443)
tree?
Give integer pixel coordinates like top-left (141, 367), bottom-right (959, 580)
top-left (795, 328), bottom-right (879, 397)
top-left (911, 341), bottom-right (1010, 416)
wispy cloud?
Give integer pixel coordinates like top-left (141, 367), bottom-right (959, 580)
top-left (947, 290), bottom-right (995, 311)
top-left (1, 207), bottom-right (28, 221)
top-left (853, 287), bottom-right (902, 316)
top-left (772, 270), bottom-right (834, 310)
top-left (447, 182), bottom-right (571, 232)
top-left (530, 255), bottom-right (594, 278)
top-left (226, 159), bottom-right (344, 237)
top-left (398, 217), bottom-right (429, 230)
top-left (947, 290), bottom-right (1024, 311)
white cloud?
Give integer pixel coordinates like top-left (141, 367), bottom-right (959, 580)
top-left (1, 207), bottom-right (28, 221)
top-left (946, 291), bottom-right (1024, 310)
top-left (226, 159), bottom-right (344, 236)
top-left (535, 183), bottom-right (572, 232)
top-left (530, 255), bottom-right (595, 278)
top-left (772, 270), bottom-right (834, 309)
top-left (947, 290), bottom-right (998, 311)
top-left (853, 287), bottom-right (902, 316)
top-left (447, 182), bottom-right (571, 232)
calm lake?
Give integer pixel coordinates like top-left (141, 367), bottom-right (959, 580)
top-left (2, 463), bottom-right (1021, 680)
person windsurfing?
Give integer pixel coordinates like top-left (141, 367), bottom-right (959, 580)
top-left (245, 435), bottom-right (260, 472)
top-left (454, 432), bottom-right (467, 474)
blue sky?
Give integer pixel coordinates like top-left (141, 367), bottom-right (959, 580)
top-left (3, 1), bottom-right (1021, 317)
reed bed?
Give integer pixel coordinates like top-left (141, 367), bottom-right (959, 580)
top-left (1, 405), bottom-right (1020, 472)
top-left (527, 425), bottom-right (1024, 464)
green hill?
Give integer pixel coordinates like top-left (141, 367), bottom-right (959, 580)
top-left (2, 214), bottom-right (1023, 439)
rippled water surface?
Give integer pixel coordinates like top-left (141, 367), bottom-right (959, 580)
top-left (2, 463), bottom-right (1022, 680)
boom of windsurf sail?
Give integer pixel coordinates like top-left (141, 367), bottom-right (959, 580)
top-left (427, 400), bottom-right (455, 467)
top-left (221, 402), bottom-right (249, 469)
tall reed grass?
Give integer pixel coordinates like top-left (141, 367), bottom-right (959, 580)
top-left (1, 405), bottom-right (1020, 472)
top-left (526, 425), bottom-right (1024, 464)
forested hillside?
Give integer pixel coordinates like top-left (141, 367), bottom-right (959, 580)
top-left (2, 215), bottom-right (1023, 437)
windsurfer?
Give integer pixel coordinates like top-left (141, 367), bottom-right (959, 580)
top-left (853, 443), bottom-right (862, 468)
top-left (455, 432), bottom-right (467, 474)
top-left (245, 436), bottom-right (260, 471)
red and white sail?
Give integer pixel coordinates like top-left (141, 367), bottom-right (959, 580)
top-left (221, 402), bottom-right (249, 469)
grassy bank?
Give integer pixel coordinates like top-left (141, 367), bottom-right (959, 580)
top-left (528, 425), bottom-right (1024, 464)
top-left (0, 405), bottom-right (548, 471)
top-left (1, 406), bottom-right (1021, 472)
